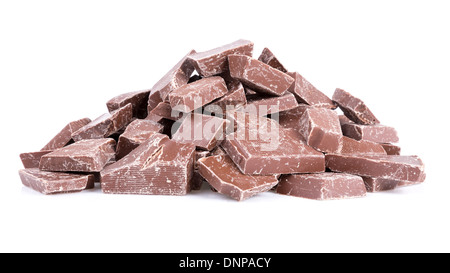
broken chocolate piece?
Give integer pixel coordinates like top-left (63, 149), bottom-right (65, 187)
top-left (277, 104), bottom-right (310, 130)
top-left (107, 89), bottom-right (150, 119)
top-left (19, 168), bottom-right (94, 194)
top-left (188, 39), bottom-right (254, 77)
top-left (20, 151), bottom-right (53, 168)
top-left (287, 72), bottom-right (336, 109)
top-left (338, 114), bottom-right (353, 125)
top-left (238, 92), bottom-right (298, 116)
top-left (198, 155), bottom-right (279, 201)
top-left (41, 118), bottom-right (91, 151)
top-left (208, 81), bottom-right (247, 113)
top-left (228, 54), bottom-right (294, 96)
top-left (276, 173), bottom-right (366, 200)
top-left (257, 47), bottom-right (288, 72)
top-left (341, 123), bottom-right (399, 143)
top-left (149, 101), bottom-right (184, 121)
top-left (381, 143), bottom-right (401, 155)
top-left (363, 177), bottom-right (399, 192)
top-left (333, 88), bottom-right (380, 125)
top-left (39, 138), bottom-right (116, 172)
top-left (339, 136), bottom-right (387, 155)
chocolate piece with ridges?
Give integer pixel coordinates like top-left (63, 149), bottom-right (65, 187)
top-left (339, 136), bottom-right (387, 155)
top-left (107, 89), bottom-right (150, 119)
top-left (276, 173), bottom-right (366, 200)
top-left (198, 155), bottom-right (279, 201)
top-left (258, 48), bottom-right (288, 72)
top-left (20, 151), bottom-right (52, 168)
top-left (363, 177), bottom-right (399, 192)
top-left (238, 92), bottom-right (298, 116)
top-left (381, 143), bottom-right (401, 155)
top-left (341, 123), bottom-right (399, 143)
top-left (19, 168), bottom-right (95, 194)
top-left (287, 72), bottom-right (336, 109)
top-left (41, 118), bottom-right (91, 151)
top-left (39, 138), bottom-right (116, 173)
top-left (333, 88), bottom-right (380, 125)
top-left (228, 54), bottom-right (294, 96)
top-left (188, 39), bottom-right (254, 77)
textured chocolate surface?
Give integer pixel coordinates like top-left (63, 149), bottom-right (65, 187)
top-left (149, 101), bottom-right (184, 121)
top-left (339, 136), bottom-right (387, 155)
top-left (198, 155), bottom-right (279, 201)
top-left (276, 173), bottom-right (366, 200)
top-left (277, 104), bottom-right (310, 130)
top-left (287, 72), bottom-right (336, 109)
top-left (106, 89), bottom-right (150, 119)
top-left (257, 47), bottom-right (288, 72)
top-left (341, 123), bottom-right (399, 143)
top-left (238, 92), bottom-right (298, 116)
top-left (41, 118), bottom-right (91, 151)
top-left (333, 88), bottom-right (380, 125)
top-left (363, 177), bottom-right (399, 192)
top-left (208, 81), bottom-right (247, 113)
top-left (381, 143), bottom-right (401, 155)
top-left (20, 151), bottom-right (52, 168)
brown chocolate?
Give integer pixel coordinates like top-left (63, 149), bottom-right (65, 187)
top-left (238, 92), bottom-right (299, 116)
top-left (257, 47), bottom-right (288, 72)
top-left (338, 114), bottom-right (353, 125)
top-left (228, 54), bottom-right (294, 96)
top-left (41, 118), bottom-right (91, 151)
top-left (20, 151), bottom-right (52, 168)
top-left (191, 150), bottom-right (211, 191)
top-left (341, 123), bottom-right (399, 143)
top-left (149, 101), bottom-right (184, 121)
top-left (39, 138), bottom-right (116, 172)
top-left (207, 81), bottom-right (247, 113)
top-left (381, 143), bottom-right (401, 155)
top-left (333, 88), bottom-right (380, 125)
top-left (339, 136), bottom-right (387, 155)
top-left (188, 39), bottom-right (254, 77)
top-left (363, 177), bottom-right (399, 192)
top-left (277, 104), bottom-right (310, 130)
top-left (276, 173), bottom-right (366, 200)
top-left (19, 168), bottom-right (94, 194)
top-left (198, 155), bottom-right (279, 201)
top-left (106, 89), bottom-right (150, 119)
top-left (72, 103), bottom-right (133, 142)
top-left (287, 72), bottom-right (336, 109)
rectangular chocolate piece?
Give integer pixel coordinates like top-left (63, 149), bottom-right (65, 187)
top-left (19, 168), bottom-right (94, 195)
top-left (338, 114), bottom-right (353, 125)
top-left (149, 101), bottom-right (184, 121)
top-left (198, 155), bottom-right (279, 201)
top-left (207, 81), bottom-right (247, 113)
top-left (341, 123), bottom-right (399, 143)
top-left (116, 119), bottom-right (164, 160)
top-left (276, 173), bottom-right (366, 200)
top-left (381, 143), bottom-right (401, 155)
top-left (107, 89), bottom-right (150, 119)
top-left (333, 88), bottom-right (380, 125)
top-left (339, 136), bottom-right (387, 155)
top-left (325, 154), bottom-right (425, 182)
top-left (363, 177), bottom-right (399, 192)
top-left (20, 151), bottom-right (52, 168)
top-left (188, 39), bottom-right (254, 77)
top-left (287, 72), bottom-right (336, 109)
top-left (258, 47), bottom-right (288, 72)
top-left (169, 76), bottom-right (228, 113)
top-left (40, 138), bottom-right (116, 172)
top-left (72, 103), bottom-right (133, 142)
top-left (238, 92), bottom-right (298, 116)
top-left (41, 118), bottom-right (91, 151)
top-left (228, 54), bottom-right (294, 96)
top-left (277, 104), bottom-right (310, 130)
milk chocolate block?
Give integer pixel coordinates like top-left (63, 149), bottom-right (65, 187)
top-left (20, 151), bottom-right (52, 168)
top-left (276, 173), bottom-right (366, 200)
top-left (149, 101), bottom-right (184, 121)
top-left (116, 119), bottom-right (164, 160)
top-left (41, 118), bottom-right (91, 151)
top-left (169, 76), bottom-right (228, 113)
top-left (101, 135), bottom-right (196, 195)
top-left (299, 107), bottom-right (343, 153)
top-left (238, 92), bottom-right (298, 116)
top-left (277, 104), bottom-right (310, 130)
top-left (341, 123), bottom-right (399, 143)
top-left (326, 154), bottom-right (425, 182)
top-left (72, 103), bottom-right (133, 142)
top-left (258, 47), bottom-right (288, 72)
top-left (208, 81), bottom-right (247, 113)
top-left (339, 136), bottom-right (387, 155)
top-left (188, 39), bottom-right (254, 77)
top-left (338, 114), bottom-right (353, 125)
top-left (172, 114), bottom-right (228, 151)
top-left (148, 50), bottom-right (196, 111)
top-left (363, 177), bottom-right (399, 192)
top-left (198, 155), bottom-right (279, 201)
top-left (333, 88), bottom-right (380, 125)
top-left (40, 138), bottom-right (116, 172)
top-left (381, 143), bottom-right (401, 155)
top-left (19, 168), bottom-right (95, 195)
top-left (228, 54), bottom-right (294, 96)
top-left (287, 72), bottom-right (336, 109)
top-left (107, 89), bottom-right (150, 119)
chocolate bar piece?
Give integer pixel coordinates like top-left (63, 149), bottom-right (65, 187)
top-left (40, 138), bottom-right (116, 172)
top-left (107, 89), bottom-right (150, 119)
top-left (188, 39), bottom-right (254, 77)
top-left (72, 103), bottom-right (133, 142)
top-left (258, 47), bottom-right (288, 72)
top-left (363, 177), bottom-right (399, 192)
top-left (149, 101), bottom-right (184, 121)
top-left (326, 154), bottom-right (425, 182)
top-left (339, 136), bottom-right (387, 155)
top-left (341, 123), bottom-right (399, 143)
top-left (20, 151), bottom-right (52, 168)
top-left (228, 54), bottom-right (294, 96)
top-left (101, 134), bottom-right (196, 195)
top-left (333, 88), bottom-right (380, 125)
top-left (276, 173), bottom-right (366, 200)
top-left (381, 143), bottom-right (401, 155)
top-left (238, 92), bottom-right (298, 116)
top-left (208, 81), bottom-right (247, 113)
top-left (198, 155), bottom-right (279, 201)
top-left (116, 119), bottom-right (164, 160)
top-left (41, 118), bottom-right (91, 151)
top-left (287, 72), bottom-right (336, 109)
top-left (277, 104), bottom-right (310, 130)
top-left (298, 107), bottom-right (343, 153)
top-left (338, 114), bottom-right (353, 125)
top-left (191, 150), bottom-right (211, 191)
top-left (172, 114), bottom-right (228, 151)
top-left (19, 168), bottom-right (95, 194)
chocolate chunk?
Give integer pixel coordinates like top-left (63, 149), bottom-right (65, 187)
top-left (339, 136), bottom-right (387, 155)
top-left (106, 89), bottom-right (150, 119)
top-left (191, 150), bottom-right (211, 191)
top-left (257, 47), bottom-right (288, 72)
top-left (238, 92), bottom-right (299, 116)
top-left (277, 104), bottom-right (310, 130)
top-left (338, 114), bottom-right (353, 125)
top-left (276, 173), bottom-right (366, 200)
top-left (326, 154), bottom-right (425, 182)
top-left (72, 103), bottom-right (133, 142)
top-left (116, 119), bottom-right (164, 160)
top-left (341, 123), bottom-right (399, 143)
top-left (19, 168), bottom-right (95, 194)
top-left (208, 81), bottom-right (247, 113)
top-left (188, 39), bottom-right (254, 77)
top-left (198, 155), bottom-right (279, 201)
top-left (39, 138), bottom-right (116, 172)
top-left (149, 101), bottom-right (184, 121)
top-left (298, 107), bottom-right (343, 153)
top-left (41, 118), bottom-right (91, 151)
top-left (228, 54), bottom-right (294, 96)
top-left (169, 76), bottom-right (228, 113)
top-left (20, 151), bottom-right (52, 168)
top-left (381, 143), bottom-right (401, 155)
top-left (363, 177), bottom-right (399, 192)
top-left (148, 50), bottom-right (196, 111)
top-left (287, 72), bottom-right (336, 109)
top-left (172, 114), bottom-right (228, 151)
top-left (333, 88), bottom-right (380, 125)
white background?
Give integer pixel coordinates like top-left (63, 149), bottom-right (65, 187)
top-left (1, 0), bottom-right (449, 253)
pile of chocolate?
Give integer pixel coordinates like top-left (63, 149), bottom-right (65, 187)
top-left (19, 40), bottom-right (425, 201)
